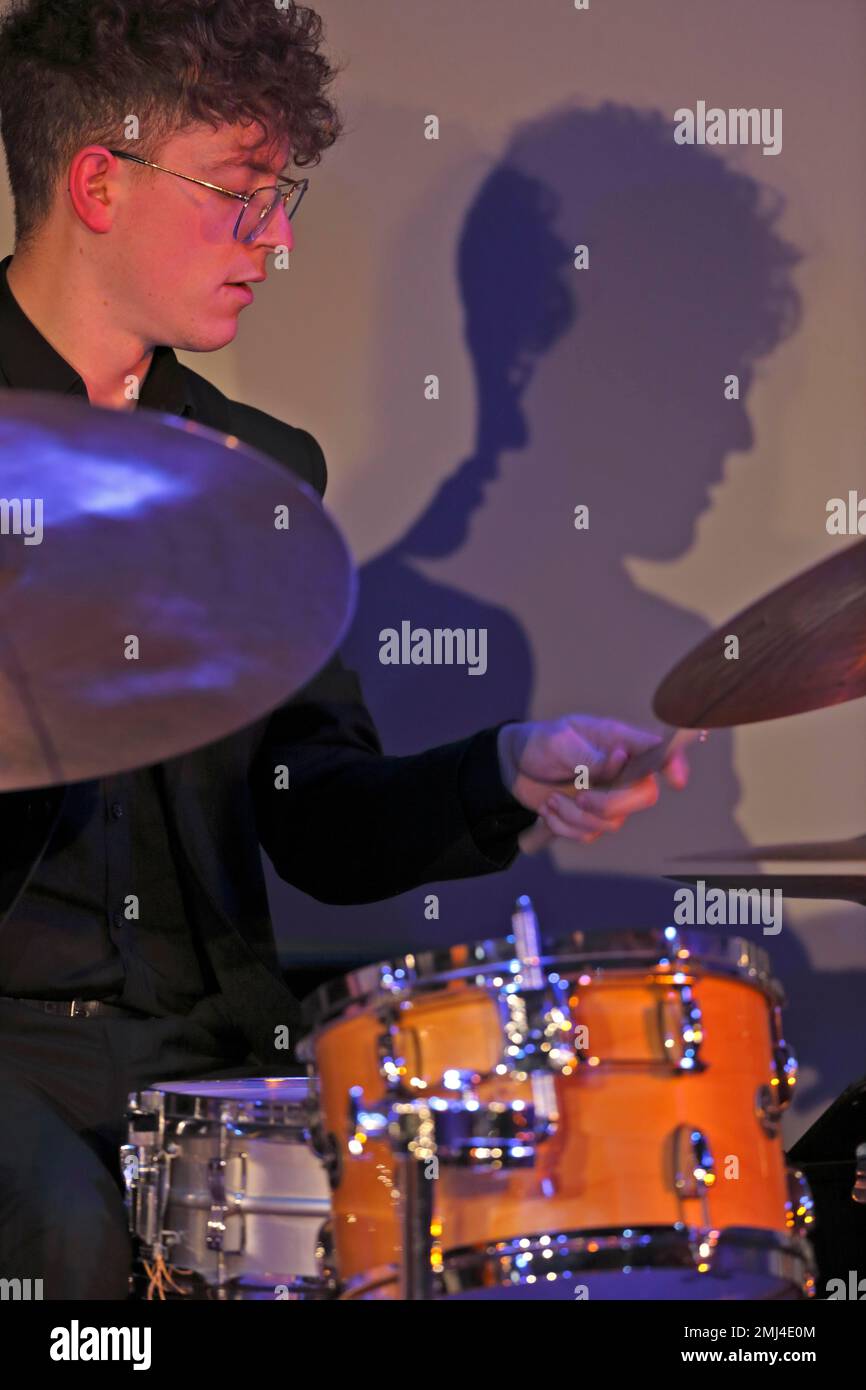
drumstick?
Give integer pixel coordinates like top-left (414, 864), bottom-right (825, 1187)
top-left (517, 727), bottom-right (704, 856)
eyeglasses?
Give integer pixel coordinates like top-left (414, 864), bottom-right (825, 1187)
top-left (107, 149), bottom-right (309, 243)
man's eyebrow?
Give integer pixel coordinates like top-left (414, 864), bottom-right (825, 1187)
top-left (208, 154), bottom-right (291, 177)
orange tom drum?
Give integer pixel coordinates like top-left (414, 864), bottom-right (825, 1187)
top-left (300, 926), bottom-right (815, 1300)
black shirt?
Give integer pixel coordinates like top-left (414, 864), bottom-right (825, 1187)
top-left (0, 253), bottom-right (537, 1015)
top-left (0, 254), bottom-right (218, 1011)
top-left (0, 768), bottom-right (219, 1011)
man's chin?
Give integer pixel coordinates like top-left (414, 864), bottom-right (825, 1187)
top-left (175, 319), bottom-right (240, 353)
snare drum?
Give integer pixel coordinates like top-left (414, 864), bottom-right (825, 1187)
top-left (301, 927), bottom-right (815, 1299)
top-left (122, 1077), bottom-right (333, 1299)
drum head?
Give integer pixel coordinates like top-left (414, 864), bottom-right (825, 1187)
top-left (131, 1076), bottom-right (316, 1127)
top-left (145, 1077), bottom-right (310, 1104)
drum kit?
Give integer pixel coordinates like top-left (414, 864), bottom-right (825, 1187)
top-left (1, 392), bottom-right (864, 1299)
top-left (123, 910), bottom-right (814, 1301)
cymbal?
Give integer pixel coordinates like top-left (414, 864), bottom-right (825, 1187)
top-left (669, 872), bottom-right (866, 906)
top-left (0, 391), bottom-right (355, 790)
top-left (674, 834), bottom-right (866, 863)
top-left (653, 538), bottom-right (866, 727)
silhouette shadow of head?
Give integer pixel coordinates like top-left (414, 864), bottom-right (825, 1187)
top-left (347, 101), bottom-right (803, 766)
top-left (401, 101), bottom-right (801, 562)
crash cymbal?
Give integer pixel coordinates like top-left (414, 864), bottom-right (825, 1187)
top-left (669, 872), bottom-right (866, 906)
top-left (0, 391), bottom-right (355, 789)
top-left (674, 834), bottom-right (866, 863)
top-left (653, 538), bottom-right (866, 727)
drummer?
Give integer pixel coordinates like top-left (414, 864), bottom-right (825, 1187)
top-left (0, 0), bottom-right (691, 1300)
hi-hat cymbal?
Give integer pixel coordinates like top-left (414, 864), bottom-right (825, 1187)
top-left (653, 538), bottom-right (866, 727)
top-left (0, 391), bottom-right (356, 790)
top-left (675, 834), bottom-right (866, 863)
top-left (678, 828), bottom-right (866, 861)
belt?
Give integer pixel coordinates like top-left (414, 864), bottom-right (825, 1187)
top-left (0, 996), bottom-right (150, 1019)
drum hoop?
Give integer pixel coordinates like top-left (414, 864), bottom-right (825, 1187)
top-left (301, 929), bottom-right (778, 1031)
top-left (129, 1077), bottom-right (317, 1128)
top-left (438, 1224), bottom-right (814, 1295)
top-left (336, 1227), bottom-right (813, 1299)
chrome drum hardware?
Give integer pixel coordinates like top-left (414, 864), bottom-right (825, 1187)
top-left (123, 1078), bottom-right (333, 1300)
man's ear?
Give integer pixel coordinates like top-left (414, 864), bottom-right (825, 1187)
top-left (66, 145), bottom-right (119, 234)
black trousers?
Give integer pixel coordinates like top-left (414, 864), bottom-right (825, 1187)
top-left (0, 995), bottom-right (260, 1300)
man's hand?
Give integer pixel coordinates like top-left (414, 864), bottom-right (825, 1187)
top-left (497, 715), bottom-right (691, 846)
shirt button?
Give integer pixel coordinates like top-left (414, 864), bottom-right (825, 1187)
top-left (111, 802), bottom-right (124, 819)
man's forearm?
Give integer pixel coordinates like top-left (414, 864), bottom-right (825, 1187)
top-left (253, 718), bottom-right (533, 904)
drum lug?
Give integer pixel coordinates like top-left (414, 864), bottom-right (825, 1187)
top-left (772, 1007), bottom-right (798, 1103)
top-left (205, 1156), bottom-right (227, 1251)
top-left (314, 1218), bottom-right (340, 1291)
top-left (755, 1008), bottom-right (798, 1134)
top-left (374, 1017), bottom-right (409, 1090)
top-left (347, 1084), bottom-right (391, 1149)
top-left (658, 983), bottom-right (705, 1073)
top-left (309, 1120), bottom-right (343, 1191)
top-left (785, 1167), bottom-right (816, 1236)
top-left (755, 1084), bottom-right (779, 1135)
top-left (495, 980), bottom-right (580, 1077)
top-left (672, 1124), bottom-right (716, 1227)
top-left (205, 1151), bottom-right (247, 1255)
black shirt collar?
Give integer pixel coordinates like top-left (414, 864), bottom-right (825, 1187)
top-left (0, 253), bottom-right (194, 418)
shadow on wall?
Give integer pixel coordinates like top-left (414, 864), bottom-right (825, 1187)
top-left (271, 102), bottom-right (862, 1129)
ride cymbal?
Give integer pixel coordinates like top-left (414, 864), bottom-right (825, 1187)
top-left (0, 391), bottom-right (355, 789)
top-left (653, 538), bottom-right (866, 727)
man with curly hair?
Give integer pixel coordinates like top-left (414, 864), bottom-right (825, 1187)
top-left (0, 0), bottom-right (689, 1298)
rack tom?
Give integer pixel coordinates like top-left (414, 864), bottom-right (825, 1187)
top-left (301, 925), bottom-right (815, 1300)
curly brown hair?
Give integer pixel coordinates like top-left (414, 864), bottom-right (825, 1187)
top-left (0, 0), bottom-right (346, 248)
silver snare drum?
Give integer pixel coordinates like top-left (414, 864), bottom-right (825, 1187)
top-left (122, 1077), bottom-right (333, 1300)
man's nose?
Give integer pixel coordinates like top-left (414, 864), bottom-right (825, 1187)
top-left (259, 200), bottom-right (294, 254)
